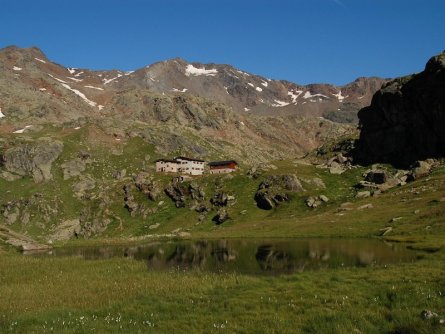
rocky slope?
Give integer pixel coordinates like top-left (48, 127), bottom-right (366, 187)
top-left (0, 45), bottom-right (385, 163)
top-left (356, 51), bottom-right (445, 167)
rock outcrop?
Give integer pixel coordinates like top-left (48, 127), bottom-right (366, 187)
top-left (356, 51), bottom-right (445, 167)
top-left (254, 174), bottom-right (305, 210)
top-left (3, 139), bottom-right (63, 182)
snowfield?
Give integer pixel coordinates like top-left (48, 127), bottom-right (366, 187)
top-left (185, 64), bottom-right (218, 77)
top-left (68, 77), bottom-right (83, 82)
top-left (332, 90), bottom-right (348, 102)
top-left (103, 74), bottom-right (122, 85)
top-left (288, 90), bottom-right (303, 104)
top-left (303, 91), bottom-right (328, 99)
top-left (60, 83), bottom-right (98, 108)
top-left (85, 85), bottom-right (104, 91)
top-left (13, 125), bottom-right (33, 134)
top-left (271, 100), bottom-right (290, 107)
top-left (48, 74), bottom-right (68, 84)
top-left (172, 88), bottom-right (188, 93)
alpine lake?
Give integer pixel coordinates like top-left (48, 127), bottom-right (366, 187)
top-left (26, 238), bottom-right (418, 276)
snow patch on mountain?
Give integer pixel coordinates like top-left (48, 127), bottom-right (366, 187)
top-left (85, 85), bottom-right (104, 91)
top-left (172, 88), bottom-right (188, 93)
top-left (261, 81), bottom-right (268, 87)
top-left (68, 77), bottom-right (83, 82)
top-left (60, 83), bottom-right (97, 108)
top-left (13, 66), bottom-right (22, 71)
top-left (103, 74), bottom-right (122, 85)
top-left (236, 70), bottom-right (250, 76)
top-left (0, 108), bottom-right (5, 118)
top-left (332, 91), bottom-right (348, 102)
top-left (303, 91), bottom-right (328, 99)
top-left (67, 68), bottom-right (76, 74)
top-left (256, 87), bottom-right (263, 92)
top-left (185, 64), bottom-right (218, 77)
top-left (48, 74), bottom-right (68, 84)
top-left (13, 125), bottom-right (33, 134)
top-left (34, 57), bottom-right (46, 64)
top-left (272, 100), bottom-right (290, 107)
top-left (288, 90), bottom-right (303, 104)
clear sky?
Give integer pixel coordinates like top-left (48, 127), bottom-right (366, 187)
top-left (1, 0), bottom-right (444, 85)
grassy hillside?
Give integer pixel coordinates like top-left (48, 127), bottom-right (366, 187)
top-left (1, 124), bottom-right (445, 248)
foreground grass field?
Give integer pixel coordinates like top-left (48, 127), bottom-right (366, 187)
top-left (0, 248), bottom-right (444, 333)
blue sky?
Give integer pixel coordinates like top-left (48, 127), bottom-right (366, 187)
top-left (1, 0), bottom-right (444, 85)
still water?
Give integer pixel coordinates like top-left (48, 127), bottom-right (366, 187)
top-left (28, 239), bottom-right (417, 275)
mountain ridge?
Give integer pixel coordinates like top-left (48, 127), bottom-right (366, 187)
top-left (0, 45), bottom-right (385, 162)
top-left (0, 45), bottom-right (386, 123)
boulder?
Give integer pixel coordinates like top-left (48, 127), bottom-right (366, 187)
top-left (61, 158), bottom-right (86, 180)
top-left (364, 169), bottom-right (388, 184)
top-left (211, 192), bottom-right (230, 207)
top-left (4, 139), bottom-right (63, 182)
top-left (212, 209), bottom-right (229, 225)
top-left (193, 203), bottom-right (210, 213)
top-left (254, 174), bottom-right (303, 210)
top-left (50, 219), bottom-right (81, 241)
top-left (73, 176), bottom-right (96, 196)
top-left (134, 172), bottom-right (160, 201)
top-left (123, 184), bottom-right (139, 216)
top-left (306, 196), bottom-right (322, 208)
top-left (407, 160), bottom-right (432, 181)
top-left (164, 181), bottom-right (187, 207)
top-left (357, 203), bottom-right (373, 210)
top-left (189, 182), bottom-right (205, 200)
top-left (0, 171), bottom-right (22, 181)
top-left (319, 195), bottom-right (329, 203)
top-left (329, 161), bottom-right (345, 175)
top-left (420, 310), bottom-right (439, 320)
top-left (112, 169), bottom-right (127, 180)
top-left (254, 193), bottom-right (276, 210)
top-left (356, 191), bottom-right (371, 199)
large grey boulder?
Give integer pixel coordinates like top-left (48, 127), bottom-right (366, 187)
top-left (254, 174), bottom-right (305, 210)
top-left (4, 139), bottom-right (63, 182)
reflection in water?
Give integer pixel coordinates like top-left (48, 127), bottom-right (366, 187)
top-left (27, 239), bottom-right (417, 276)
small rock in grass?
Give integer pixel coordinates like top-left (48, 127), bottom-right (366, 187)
top-left (357, 203), bottom-right (373, 210)
top-left (421, 310), bottom-right (438, 320)
top-left (356, 191), bottom-right (371, 199)
top-left (319, 195), bottom-right (329, 203)
top-left (148, 223), bottom-right (160, 230)
top-left (379, 226), bottom-right (393, 236)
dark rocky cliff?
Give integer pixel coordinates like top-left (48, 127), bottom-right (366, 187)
top-left (356, 51), bottom-right (445, 167)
